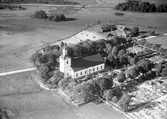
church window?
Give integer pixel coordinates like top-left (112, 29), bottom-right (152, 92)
top-left (67, 61), bottom-right (68, 64)
top-left (101, 65), bottom-right (103, 69)
top-left (80, 72), bottom-right (82, 76)
top-left (76, 73), bottom-right (78, 77)
top-left (93, 68), bottom-right (95, 71)
top-left (85, 70), bottom-right (87, 74)
top-left (97, 67), bottom-right (98, 70)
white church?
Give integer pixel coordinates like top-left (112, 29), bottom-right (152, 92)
top-left (59, 47), bottom-right (105, 79)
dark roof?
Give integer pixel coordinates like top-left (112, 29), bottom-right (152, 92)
top-left (71, 54), bottom-right (104, 72)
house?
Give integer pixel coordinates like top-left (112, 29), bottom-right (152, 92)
top-left (98, 25), bottom-right (116, 33)
top-left (59, 47), bottom-right (105, 79)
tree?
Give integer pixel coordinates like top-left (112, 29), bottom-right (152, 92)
top-left (72, 82), bottom-right (96, 103)
top-left (48, 13), bottom-right (66, 21)
top-left (105, 75), bottom-right (113, 87)
top-left (32, 10), bottom-right (47, 19)
top-left (112, 46), bottom-right (118, 57)
top-left (129, 57), bottom-right (137, 65)
top-left (30, 52), bottom-right (42, 64)
top-left (95, 78), bottom-right (111, 92)
top-left (138, 60), bottom-right (151, 73)
top-left (149, 30), bottom-right (155, 35)
top-left (43, 45), bottom-right (52, 52)
top-left (126, 67), bottom-right (139, 79)
top-left (152, 44), bottom-right (161, 51)
top-left (39, 65), bottom-right (51, 81)
top-left (72, 84), bottom-right (87, 103)
top-left (126, 36), bottom-right (132, 42)
top-left (156, 63), bottom-right (163, 76)
top-left (60, 41), bottom-right (65, 48)
top-left (58, 77), bottom-right (72, 90)
top-left (106, 89), bottom-right (114, 101)
top-left (67, 46), bottom-right (74, 58)
top-left (132, 27), bottom-right (139, 36)
top-left (161, 67), bottom-right (167, 77)
top-left (118, 49), bottom-right (126, 57)
top-left (111, 36), bottom-right (120, 46)
top-left (144, 41), bottom-right (150, 48)
top-left (118, 94), bottom-right (131, 112)
top-left (117, 72), bottom-right (126, 83)
top-left (119, 56), bottom-right (128, 66)
top-left (118, 100), bottom-right (128, 112)
top-left (112, 96), bottom-right (119, 103)
top-left (107, 53), bottom-right (114, 62)
top-left (105, 43), bottom-right (113, 53)
top-left (50, 70), bottom-right (64, 85)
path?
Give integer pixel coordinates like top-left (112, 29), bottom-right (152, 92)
top-left (0, 68), bottom-right (36, 76)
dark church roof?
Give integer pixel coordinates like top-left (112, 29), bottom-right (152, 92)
top-left (71, 54), bottom-right (104, 72)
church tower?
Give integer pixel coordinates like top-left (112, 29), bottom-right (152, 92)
top-left (59, 47), bottom-right (71, 75)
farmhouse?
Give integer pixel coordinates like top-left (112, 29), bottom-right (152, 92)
top-left (59, 47), bottom-right (105, 79)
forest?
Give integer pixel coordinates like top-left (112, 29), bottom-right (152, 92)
top-left (115, 1), bottom-right (167, 12)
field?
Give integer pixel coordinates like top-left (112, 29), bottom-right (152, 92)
top-left (0, 71), bottom-right (40, 96)
top-left (147, 35), bottom-right (167, 49)
top-left (0, 0), bottom-right (167, 73)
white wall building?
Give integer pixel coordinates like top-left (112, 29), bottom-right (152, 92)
top-left (59, 48), bottom-right (105, 79)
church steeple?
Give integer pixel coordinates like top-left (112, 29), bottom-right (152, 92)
top-left (62, 47), bottom-right (68, 56)
top-left (59, 47), bottom-right (71, 73)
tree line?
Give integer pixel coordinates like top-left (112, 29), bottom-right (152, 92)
top-left (0, 0), bottom-right (79, 5)
top-left (115, 1), bottom-right (167, 13)
top-left (0, 4), bottom-right (25, 10)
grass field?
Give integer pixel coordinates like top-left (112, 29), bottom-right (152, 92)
top-left (0, 70), bottom-right (40, 96)
top-left (147, 35), bottom-right (167, 49)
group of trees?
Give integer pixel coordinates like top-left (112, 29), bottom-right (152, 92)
top-left (30, 45), bottom-right (60, 83)
top-left (69, 76), bottom-right (113, 103)
top-left (136, 38), bottom-right (167, 58)
top-left (106, 44), bottom-right (137, 68)
top-left (115, 1), bottom-right (167, 13)
top-left (103, 88), bottom-right (131, 112)
top-left (126, 59), bottom-right (153, 78)
top-left (103, 88), bottom-right (122, 103)
top-left (0, 4), bottom-right (24, 10)
top-left (0, 0), bottom-right (79, 5)
top-left (32, 10), bottom-right (66, 22)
